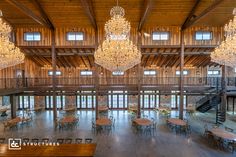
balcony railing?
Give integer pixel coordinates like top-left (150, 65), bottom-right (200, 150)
top-left (0, 77), bottom-right (234, 90)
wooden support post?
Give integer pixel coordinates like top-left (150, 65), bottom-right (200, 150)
top-left (137, 63), bottom-right (141, 118)
top-left (94, 64), bottom-right (99, 120)
top-left (10, 95), bottom-right (17, 119)
top-left (221, 65), bottom-right (227, 115)
top-left (51, 29), bottom-right (57, 122)
top-left (233, 97), bottom-right (235, 115)
top-left (137, 32), bottom-right (142, 118)
top-left (179, 31), bottom-right (184, 120)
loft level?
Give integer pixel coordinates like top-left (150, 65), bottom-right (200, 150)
top-left (0, 77), bottom-right (235, 96)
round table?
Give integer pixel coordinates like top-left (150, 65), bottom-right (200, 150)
top-left (60, 117), bottom-right (77, 123)
top-left (98, 106), bottom-right (109, 112)
top-left (211, 128), bottom-right (236, 141)
top-left (167, 118), bottom-right (187, 126)
top-left (134, 118), bottom-right (152, 126)
top-left (96, 118), bottom-right (112, 126)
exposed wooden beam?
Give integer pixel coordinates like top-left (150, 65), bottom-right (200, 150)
top-left (181, 0), bottom-right (201, 30)
top-left (142, 51), bottom-right (211, 55)
top-left (32, 0), bottom-right (54, 29)
top-left (141, 45), bottom-right (217, 49)
top-left (138, 0), bottom-right (153, 31)
top-left (19, 45), bottom-right (96, 49)
top-left (80, 0), bottom-right (97, 30)
top-left (5, 0), bottom-right (50, 28)
top-left (182, 0), bottom-right (224, 30)
top-left (144, 55), bottom-right (150, 67)
top-left (169, 56), bottom-right (179, 67)
top-left (164, 55), bottom-right (175, 67)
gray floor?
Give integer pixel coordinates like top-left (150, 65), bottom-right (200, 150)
top-left (0, 109), bottom-right (236, 157)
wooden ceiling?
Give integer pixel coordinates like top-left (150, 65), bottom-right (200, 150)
top-left (21, 46), bottom-right (218, 68)
top-left (0, 0), bottom-right (234, 68)
top-left (0, 0), bottom-right (235, 27)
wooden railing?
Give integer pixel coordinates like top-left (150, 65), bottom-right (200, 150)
top-left (0, 77), bottom-right (233, 90)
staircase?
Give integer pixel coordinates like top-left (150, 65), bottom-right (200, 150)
top-left (196, 94), bottom-right (226, 124)
top-left (196, 95), bottom-right (221, 113)
top-left (216, 100), bottom-right (226, 124)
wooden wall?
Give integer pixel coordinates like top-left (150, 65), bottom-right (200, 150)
top-left (183, 26), bottom-right (224, 46)
top-left (0, 57), bottom-right (40, 78)
top-left (15, 26), bottom-right (224, 47)
top-left (36, 66), bottom-right (207, 79)
top-left (16, 27), bottom-right (52, 46)
top-left (141, 26), bottom-right (224, 46)
top-left (141, 26), bottom-right (181, 45)
top-left (55, 27), bottom-right (95, 46)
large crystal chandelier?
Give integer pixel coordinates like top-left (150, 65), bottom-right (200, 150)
top-left (0, 13), bottom-right (24, 70)
top-left (211, 8), bottom-right (236, 68)
top-left (94, 3), bottom-right (141, 72)
top-left (104, 6), bottom-right (131, 40)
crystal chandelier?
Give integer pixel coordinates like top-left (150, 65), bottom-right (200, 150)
top-left (211, 8), bottom-right (236, 68)
top-left (0, 14), bottom-right (24, 70)
top-left (94, 3), bottom-right (141, 72)
top-left (104, 6), bottom-right (131, 40)
top-left (95, 39), bottom-right (141, 72)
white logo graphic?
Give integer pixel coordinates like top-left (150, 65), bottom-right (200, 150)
top-left (8, 138), bottom-right (21, 150)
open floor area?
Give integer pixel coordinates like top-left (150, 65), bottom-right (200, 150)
top-left (0, 110), bottom-right (236, 157)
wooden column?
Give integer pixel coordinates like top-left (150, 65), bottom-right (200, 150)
top-left (221, 65), bottom-right (227, 115)
top-left (179, 30), bottom-right (184, 120)
top-left (51, 29), bottom-right (57, 122)
top-left (94, 29), bottom-right (99, 119)
top-left (137, 64), bottom-right (141, 118)
top-left (233, 97), bottom-right (235, 115)
top-left (137, 32), bottom-right (142, 118)
top-left (94, 64), bottom-right (99, 119)
top-left (10, 95), bottom-right (17, 119)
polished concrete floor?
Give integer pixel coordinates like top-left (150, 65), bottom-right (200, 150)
top-left (0, 109), bottom-right (236, 157)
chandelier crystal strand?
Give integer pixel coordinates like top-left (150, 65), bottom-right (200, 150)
top-left (0, 14), bottom-right (24, 70)
top-left (95, 4), bottom-right (141, 72)
top-left (211, 8), bottom-right (236, 68)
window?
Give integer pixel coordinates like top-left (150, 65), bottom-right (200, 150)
top-left (112, 71), bottom-right (124, 75)
top-left (208, 70), bottom-right (220, 75)
top-left (152, 32), bottom-right (169, 40)
top-left (48, 70), bottom-right (62, 76)
top-left (80, 70), bottom-right (93, 76)
top-left (176, 70), bottom-right (188, 75)
top-left (24, 32), bottom-right (41, 41)
top-left (67, 32), bottom-right (84, 41)
top-left (195, 31), bottom-right (212, 40)
top-left (144, 70), bottom-right (156, 75)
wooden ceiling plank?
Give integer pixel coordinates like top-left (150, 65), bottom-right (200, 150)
top-left (28, 56), bottom-right (43, 67)
top-left (144, 55), bottom-right (150, 67)
top-left (181, 0), bottom-right (201, 30)
top-left (138, 0), bottom-right (153, 31)
top-left (80, 0), bottom-right (97, 30)
top-left (164, 55), bottom-right (175, 68)
top-left (183, 0), bottom-right (225, 30)
top-left (32, 0), bottom-right (54, 29)
top-left (169, 56), bottom-right (179, 67)
top-left (5, 0), bottom-right (51, 28)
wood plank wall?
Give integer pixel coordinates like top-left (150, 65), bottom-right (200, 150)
top-left (16, 27), bottom-right (51, 46)
top-left (55, 28), bottom-right (95, 46)
top-left (37, 66), bottom-right (207, 78)
top-left (184, 26), bottom-right (224, 45)
top-left (0, 57), bottom-right (40, 78)
top-left (15, 26), bottom-right (224, 47)
top-left (141, 26), bottom-right (224, 46)
top-left (141, 26), bottom-right (181, 45)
